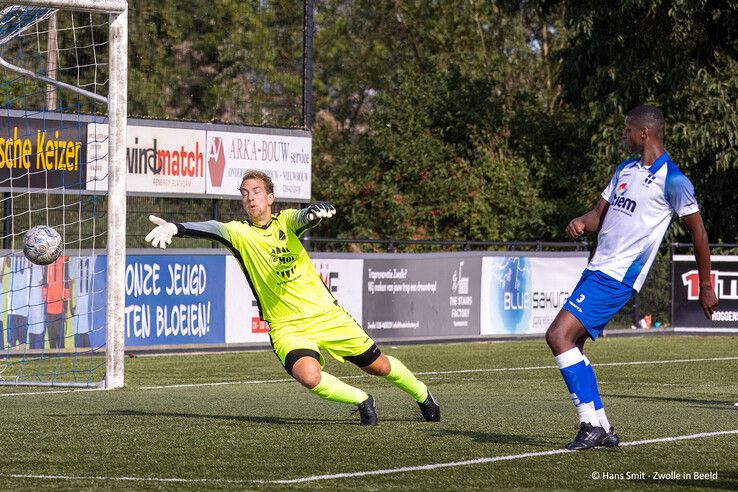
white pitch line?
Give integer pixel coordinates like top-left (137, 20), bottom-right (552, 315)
top-left (138, 355), bottom-right (738, 390)
top-left (1, 429), bottom-right (736, 485)
top-left (140, 377), bottom-right (294, 390)
top-left (267, 429), bottom-right (738, 484)
top-left (0, 473), bottom-right (248, 484)
top-left (415, 356), bottom-right (738, 376)
top-left (0, 387), bottom-right (106, 398)
top-left (2, 355), bottom-right (736, 396)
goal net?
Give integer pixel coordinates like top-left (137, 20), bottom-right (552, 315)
top-left (0, 1), bottom-right (126, 388)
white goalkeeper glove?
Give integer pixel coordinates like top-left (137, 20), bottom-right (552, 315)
top-left (145, 215), bottom-right (178, 249)
top-left (304, 201), bottom-right (336, 222)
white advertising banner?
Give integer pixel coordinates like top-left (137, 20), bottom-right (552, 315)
top-left (205, 130), bottom-right (311, 200)
top-left (480, 255), bottom-right (587, 335)
top-left (311, 257), bottom-right (364, 324)
top-left (224, 256), bottom-right (363, 344)
top-left (224, 256), bottom-right (269, 344)
top-left (86, 124), bottom-right (207, 194)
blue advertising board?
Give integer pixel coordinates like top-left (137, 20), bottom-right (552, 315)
top-left (480, 255), bottom-right (588, 335)
top-left (124, 255), bottom-right (226, 346)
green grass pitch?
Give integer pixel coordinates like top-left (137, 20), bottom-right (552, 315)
top-left (1, 335), bottom-right (736, 491)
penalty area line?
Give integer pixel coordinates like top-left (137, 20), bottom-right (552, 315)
top-left (1, 429), bottom-right (736, 485)
top-left (3, 356), bottom-right (736, 395)
top-left (140, 377), bottom-right (294, 390)
top-left (141, 355), bottom-right (738, 390)
top-left (415, 355), bottom-right (738, 376)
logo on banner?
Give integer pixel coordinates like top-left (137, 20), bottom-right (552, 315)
top-left (251, 317), bottom-right (269, 333)
top-left (452, 261), bottom-right (469, 295)
top-left (450, 261), bottom-right (472, 328)
top-left (207, 136), bottom-right (226, 187)
top-left (317, 262), bottom-right (339, 293)
top-left (681, 270), bottom-right (734, 300)
top-left (488, 257), bottom-right (531, 333)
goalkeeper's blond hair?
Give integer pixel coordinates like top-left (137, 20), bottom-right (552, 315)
top-left (241, 170), bottom-right (274, 194)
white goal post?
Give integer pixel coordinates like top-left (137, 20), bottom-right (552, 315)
top-left (0, 1), bottom-right (127, 388)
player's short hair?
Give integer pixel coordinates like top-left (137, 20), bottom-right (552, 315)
top-left (241, 169), bottom-right (274, 194)
top-left (626, 105), bottom-right (665, 140)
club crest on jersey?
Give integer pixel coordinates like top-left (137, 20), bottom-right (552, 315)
top-left (644, 173), bottom-right (655, 185)
top-left (278, 229), bottom-right (286, 241)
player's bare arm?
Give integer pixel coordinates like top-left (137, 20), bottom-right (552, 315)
top-left (566, 198), bottom-right (609, 239)
top-left (681, 211), bottom-right (718, 319)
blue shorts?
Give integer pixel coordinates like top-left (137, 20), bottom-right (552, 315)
top-left (563, 269), bottom-right (635, 340)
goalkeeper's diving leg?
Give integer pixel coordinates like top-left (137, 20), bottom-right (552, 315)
top-left (289, 353), bottom-right (378, 426)
top-left (289, 350), bottom-right (440, 426)
top-left (362, 351), bottom-right (440, 423)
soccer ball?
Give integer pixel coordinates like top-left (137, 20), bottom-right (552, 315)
top-left (23, 225), bottom-right (63, 265)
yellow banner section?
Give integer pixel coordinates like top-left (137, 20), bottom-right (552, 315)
top-left (0, 127), bottom-right (81, 172)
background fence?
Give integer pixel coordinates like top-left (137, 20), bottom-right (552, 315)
top-left (122, 194), bottom-right (738, 332)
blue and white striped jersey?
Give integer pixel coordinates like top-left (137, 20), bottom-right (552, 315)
top-left (588, 152), bottom-right (699, 291)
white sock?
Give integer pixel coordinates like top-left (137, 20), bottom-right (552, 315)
top-left (576, 401), bottom-right (599, 427)
top-left (596, 408), bottom-right (612, 432)
top-left (554, 347), bottom-right (584, 369)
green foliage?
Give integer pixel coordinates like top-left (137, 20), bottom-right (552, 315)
top-left (315, 68), bottom-right (546, 242)
top-left (506, 101), bottom-right (596, 238)
top-left (669, 57), bottom-right (738, 241)
top-left (123, 0), bottom-right (737, 245)
top-left (128, 1), bottom-right (304, 126)
top-left (311, 1), bottom-right (568, 243)
top-left (557, 0), bottom-right (738, 242)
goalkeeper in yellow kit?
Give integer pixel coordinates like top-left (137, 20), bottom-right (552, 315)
top-left (146, 169), bottom-right (439, 426)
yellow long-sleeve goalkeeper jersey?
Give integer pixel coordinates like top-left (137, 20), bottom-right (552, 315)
top-left (174, 209), bottom-right (335, 323)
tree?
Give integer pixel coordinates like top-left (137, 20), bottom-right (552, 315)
top-left (312, 1), bottom-right (568, 242)
top-left (556, 0), bottom-right (738, 241)
top-left (315, 68), bottom-right (546, 244)
top-left (128, 1), bottom-right (304, 126)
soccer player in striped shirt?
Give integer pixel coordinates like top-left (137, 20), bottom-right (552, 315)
top-left (545, 105), bottom-right (718, 450)
top-left (146, 169), bottom-right (439, 426)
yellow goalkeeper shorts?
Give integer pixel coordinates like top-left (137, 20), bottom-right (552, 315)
top-left (269, 304), bottom-right (375, 369)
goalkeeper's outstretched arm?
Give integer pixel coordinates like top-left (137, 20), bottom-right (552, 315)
top-left (145, 215), bottom-right (234, 249)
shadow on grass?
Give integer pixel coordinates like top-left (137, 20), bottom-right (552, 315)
top-left (604, 393), bottom-right (735, 407)
top-left (431, 428), bottom-right (561, 447)
top-left (93, 409), bottom-right (418, 426)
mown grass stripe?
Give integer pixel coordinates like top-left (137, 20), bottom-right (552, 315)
top-left (1, 429), bottom-right (736, 485)
top-left (1, 355), bottom-right (735, 396)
